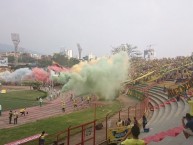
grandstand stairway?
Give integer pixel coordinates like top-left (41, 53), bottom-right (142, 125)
top-left (136, 85), bottom-right (193, 145)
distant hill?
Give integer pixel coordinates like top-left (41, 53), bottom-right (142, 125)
top-left (0, 43), bottom-right (14, 52)
top-left (0, 43), bottom-right (42, 54)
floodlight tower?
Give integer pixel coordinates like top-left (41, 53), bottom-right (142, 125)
top-left (11, 33), bottom-right (20, 66)
top-left (77, 43), bottom-right (82, 60)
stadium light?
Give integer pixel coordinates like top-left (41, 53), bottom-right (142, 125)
top-left (11, 33), bottom-right (20, 66)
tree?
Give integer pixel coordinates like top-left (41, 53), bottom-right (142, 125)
top-left (38, 58), bottom-right (52, 68)
top-left (8, 55), bottom-right (15, 63)
top-left (18, 54), bottom-right (36, 63)
top-left (111, 43), bottom-right (142, 58)
top-left (52, 53), bottom-right (80, 67)
top-left (68, 57), bottom-right (80, 67)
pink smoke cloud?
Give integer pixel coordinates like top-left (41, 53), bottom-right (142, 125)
top-left (48, 64), bottom-right (70, 72)
top-left (32, 67), bottom-right (50, 83)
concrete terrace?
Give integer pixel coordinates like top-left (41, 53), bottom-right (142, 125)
top-left (136, 84), bottom-right (193, 145)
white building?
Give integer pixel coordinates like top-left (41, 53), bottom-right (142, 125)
top-left (0, 57), bottom-right (8, 66)
top-left (62, 49), bottom-right (73, 58)
top-left (144, 49), bottom-right (156, 60)
top-left (59, 48), bottom-right (73, 58)
top-left (82, 52), bottom-right (96, 61)
top-left (30, 53), bottom-right (41, 59)
top-left (88, 53), bottom-right (95, 60)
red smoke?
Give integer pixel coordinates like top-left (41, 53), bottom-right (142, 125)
top-left (32, 67), bottom-right (50, 83)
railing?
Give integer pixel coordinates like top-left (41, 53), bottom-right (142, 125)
top-left (22, 84), bottom-right (151, 145)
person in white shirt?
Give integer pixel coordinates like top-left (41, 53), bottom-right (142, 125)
top-left (0, 104), bottom-right (2, 116)
top-left (39, 98), bottom-right (43, 107)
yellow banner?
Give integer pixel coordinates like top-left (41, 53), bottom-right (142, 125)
top-left (107, 126), bottom-right (131, 143)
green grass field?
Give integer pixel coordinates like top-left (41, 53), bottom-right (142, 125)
top-left (0, 101), bottom-right (121, 144)
top-left (0, 90), bottom-right (47, 111)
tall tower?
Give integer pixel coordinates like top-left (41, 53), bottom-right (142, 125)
top-left (77, 43), bottom-right (82, 60)
top-left (11, 33), bottom-right (20, 66)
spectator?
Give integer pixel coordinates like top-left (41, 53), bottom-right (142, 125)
top-left (13, 111), bottom-right (18, 124)
top-left (121, 124), bottom-right (145, 145)
top-left (134, 117), bottom-right (139, 126)
top-left (117, 119), bottom-right (123, 127)
top-left (184, 89), bottom-right (189, 100)
top-left (122, 120), bottom-right (125, 126)
top-left (182, 113), bottom-right (193, 139)
top-left (0, 104), bottom-right (2, 116)
top-left (142, 115), bottom-right (147, 131)
top-left (39, 131), bottom-right (46, 145)
top-left (9, 110), bottom-right (13, 124)
top-left (176, 95), bottom-right (180, 102)
top-left (127, 117), bottom-right (131, 126)
top-left (163, 85), bottom-right (166, 93)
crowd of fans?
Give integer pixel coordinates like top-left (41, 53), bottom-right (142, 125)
top-left (130, 56), bottom-right (193, 84)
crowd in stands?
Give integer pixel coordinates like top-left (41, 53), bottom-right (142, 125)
top-left (130, 56), bottom-right (193, 84)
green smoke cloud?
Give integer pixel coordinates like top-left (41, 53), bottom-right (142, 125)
top-left (59, 52), bottom-right (130, 100)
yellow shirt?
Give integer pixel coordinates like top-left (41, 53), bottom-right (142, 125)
top-left (61, 102), bottom-right (65, 108)
top-left (188, 100), bottom-right (193, 116)
top-left (121, 138), bottom-right (145, 145)
top-left (73, 99), bottom-right (77, 104)
top-left (20, 108), bottom-right (25, 113)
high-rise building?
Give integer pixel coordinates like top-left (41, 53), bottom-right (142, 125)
top-left (66, 49), bottom-right (73, 58)
top-left (77, 43), bottom-right (82, 60)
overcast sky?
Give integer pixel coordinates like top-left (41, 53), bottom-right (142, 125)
top-left (0, 0), bottom-right (193, 58)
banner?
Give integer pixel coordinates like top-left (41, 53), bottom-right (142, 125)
top-left (107, 126), bottom-right (131, 143)
top-left (128, 89), bottom-right (145, 100)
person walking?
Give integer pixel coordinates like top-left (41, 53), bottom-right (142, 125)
top-left (73, 98), bottom-right (78, 110)
top-left (61, 100), bottom-right (66, 112)
top-left (9, 110), bottom-right (13, 124)
top-left (39, 98), bottom-right (43, 107)
top-left (13, 111), bottom-right (18, 124)
top-left (87, 96), bottom-right (90, 104)
top-left (0, 104), bottom-right (2, 116)
top-left (39, 131), bottom-right (46, 145)
top-left (20, 108), bottom-right (26, 116)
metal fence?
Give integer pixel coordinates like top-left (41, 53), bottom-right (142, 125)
top-left (23, 86), bottom-right (150, 145)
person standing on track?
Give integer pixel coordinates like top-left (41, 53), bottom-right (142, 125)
top-left (0, 104), bottom-right (2, 116)
top-left (13, 111), bottom-right (18, 124)
top-left (9, 110), bottom-right (13, 124)
top-left (39, 98), bottom-right (43, 107)
top-left (61, 100), bottom-right (66, 112)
